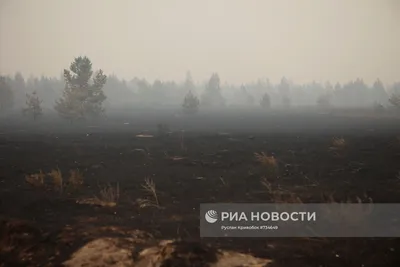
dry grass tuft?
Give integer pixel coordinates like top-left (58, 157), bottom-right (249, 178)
top-left (138, 177), bottom-right (161, 208)
top-left (260, 177), bottom-right (302, 203)
top-left (68, 169), bottom-right (84, 191)
top-left (94, 183), bottom-right (120, 207)
top-left (48, 168), bottom-right (63, 193)
top-left (25, 168), bottom-right (84, 194)
top-left (25, 170), bottom-right (46, 187)
top-left (254, 152), bottom-right (277, 168)
top-left (330, 137), bottom-right (346, 150)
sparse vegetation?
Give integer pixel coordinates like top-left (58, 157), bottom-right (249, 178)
top-left (48, 168), bottom-right (63, 192)
top-left (4, 121), bottom-right (400, 267)
top-left (25, 170), bottom-right (46, 187)
top-left (95, 183), bottom-right (120, 207)
top-left (260, 177), bottom-right (302, 203)
top-left (25, 168), bottom-right (84, 194)
top-left (67, 169), bottom-right (84, 191)
top-left (254, 152), bottom-right (277, 167)
top-left (23, 91), bottom-right (43, 120)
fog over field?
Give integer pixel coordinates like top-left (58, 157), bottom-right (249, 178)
top-left (2, 2), bottom-right (400, 266)
top-left (1, 0), bottom-right (400, 122)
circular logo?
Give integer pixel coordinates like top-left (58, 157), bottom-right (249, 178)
top-left (205, 210), bottom-right (218, 223)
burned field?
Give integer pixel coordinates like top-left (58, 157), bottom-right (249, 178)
top-left (1, 110), bottom-right (400, 267)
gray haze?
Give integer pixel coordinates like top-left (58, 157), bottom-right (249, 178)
top-left (1, 0), bottom-right (399, 85)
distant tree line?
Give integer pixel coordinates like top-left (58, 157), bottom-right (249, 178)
top-left (1, 55), bottom-right (400, 121)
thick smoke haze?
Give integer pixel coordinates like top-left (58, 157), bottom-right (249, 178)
top-left (1, 0), bottom-right (399, 85)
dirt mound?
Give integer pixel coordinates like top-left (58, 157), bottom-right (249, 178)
top-left (63, 239), bottom-right (272, 267)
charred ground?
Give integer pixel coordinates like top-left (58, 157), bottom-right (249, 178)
top-left (1, 108), bottom-right (400, 267)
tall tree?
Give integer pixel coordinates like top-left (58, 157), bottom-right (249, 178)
top-left (54, 56), bottom-right (107, 121)
top-left (201, 73), bottom-right (225, 107)
top-left (0, 76), bottom-right (14, 111)
top-left (372, 78), bottom-right (388, 105)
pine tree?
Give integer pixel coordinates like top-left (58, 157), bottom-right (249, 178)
top-left (182, 90), bottom-right (200, 114)
top-left (23, 91), bottom-right (43, 120)
top-left (54, 56), bottom-right (107, 122)
top-left (201, 73), bottom-right (225, 107)
top-left (260, 93), bottom-right (271, 108)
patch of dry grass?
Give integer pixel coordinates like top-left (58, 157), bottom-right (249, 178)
top-left (25, 170), bottom-right (45, 187)
top-left (260, 177), bottom-right (302, 203)
top-left (137, 177), bottom-right (161, 208)
top-left (255, 152), bottom-right (278, 178)
top-left (67, 169), bottom-right (84, 191)
top-left (254, 152), bottom-right (277, 167)
top-left (330, 137), bottom-right (346, 150)
top-left (48, 168), bottom-right (63, 193)
top-left (25, 168), bottom-right (84, 194)
top-left (94, 183), bottom-right (120, 207)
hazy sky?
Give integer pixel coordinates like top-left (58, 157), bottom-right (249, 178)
top-left (0, 0), bottom-right (399, 85)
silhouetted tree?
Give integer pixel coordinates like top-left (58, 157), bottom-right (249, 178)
top-left (201, 73), bottom-right (225, 107)
top-left (54, 56), bottom-right (107, 121)
top-left (23, 91), bottom-right (43, 120)
top-left (0, 76), bottom-right (13, 111)
top-left (182, 90), bottom-right (200, 114)
top-left (371, 79), bottom-right (388, 105)
top-left (260, 92), bottom-right (271, 108)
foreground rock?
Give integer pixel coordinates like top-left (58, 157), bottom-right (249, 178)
top-left (63, 238), bottom-right (272, 267)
